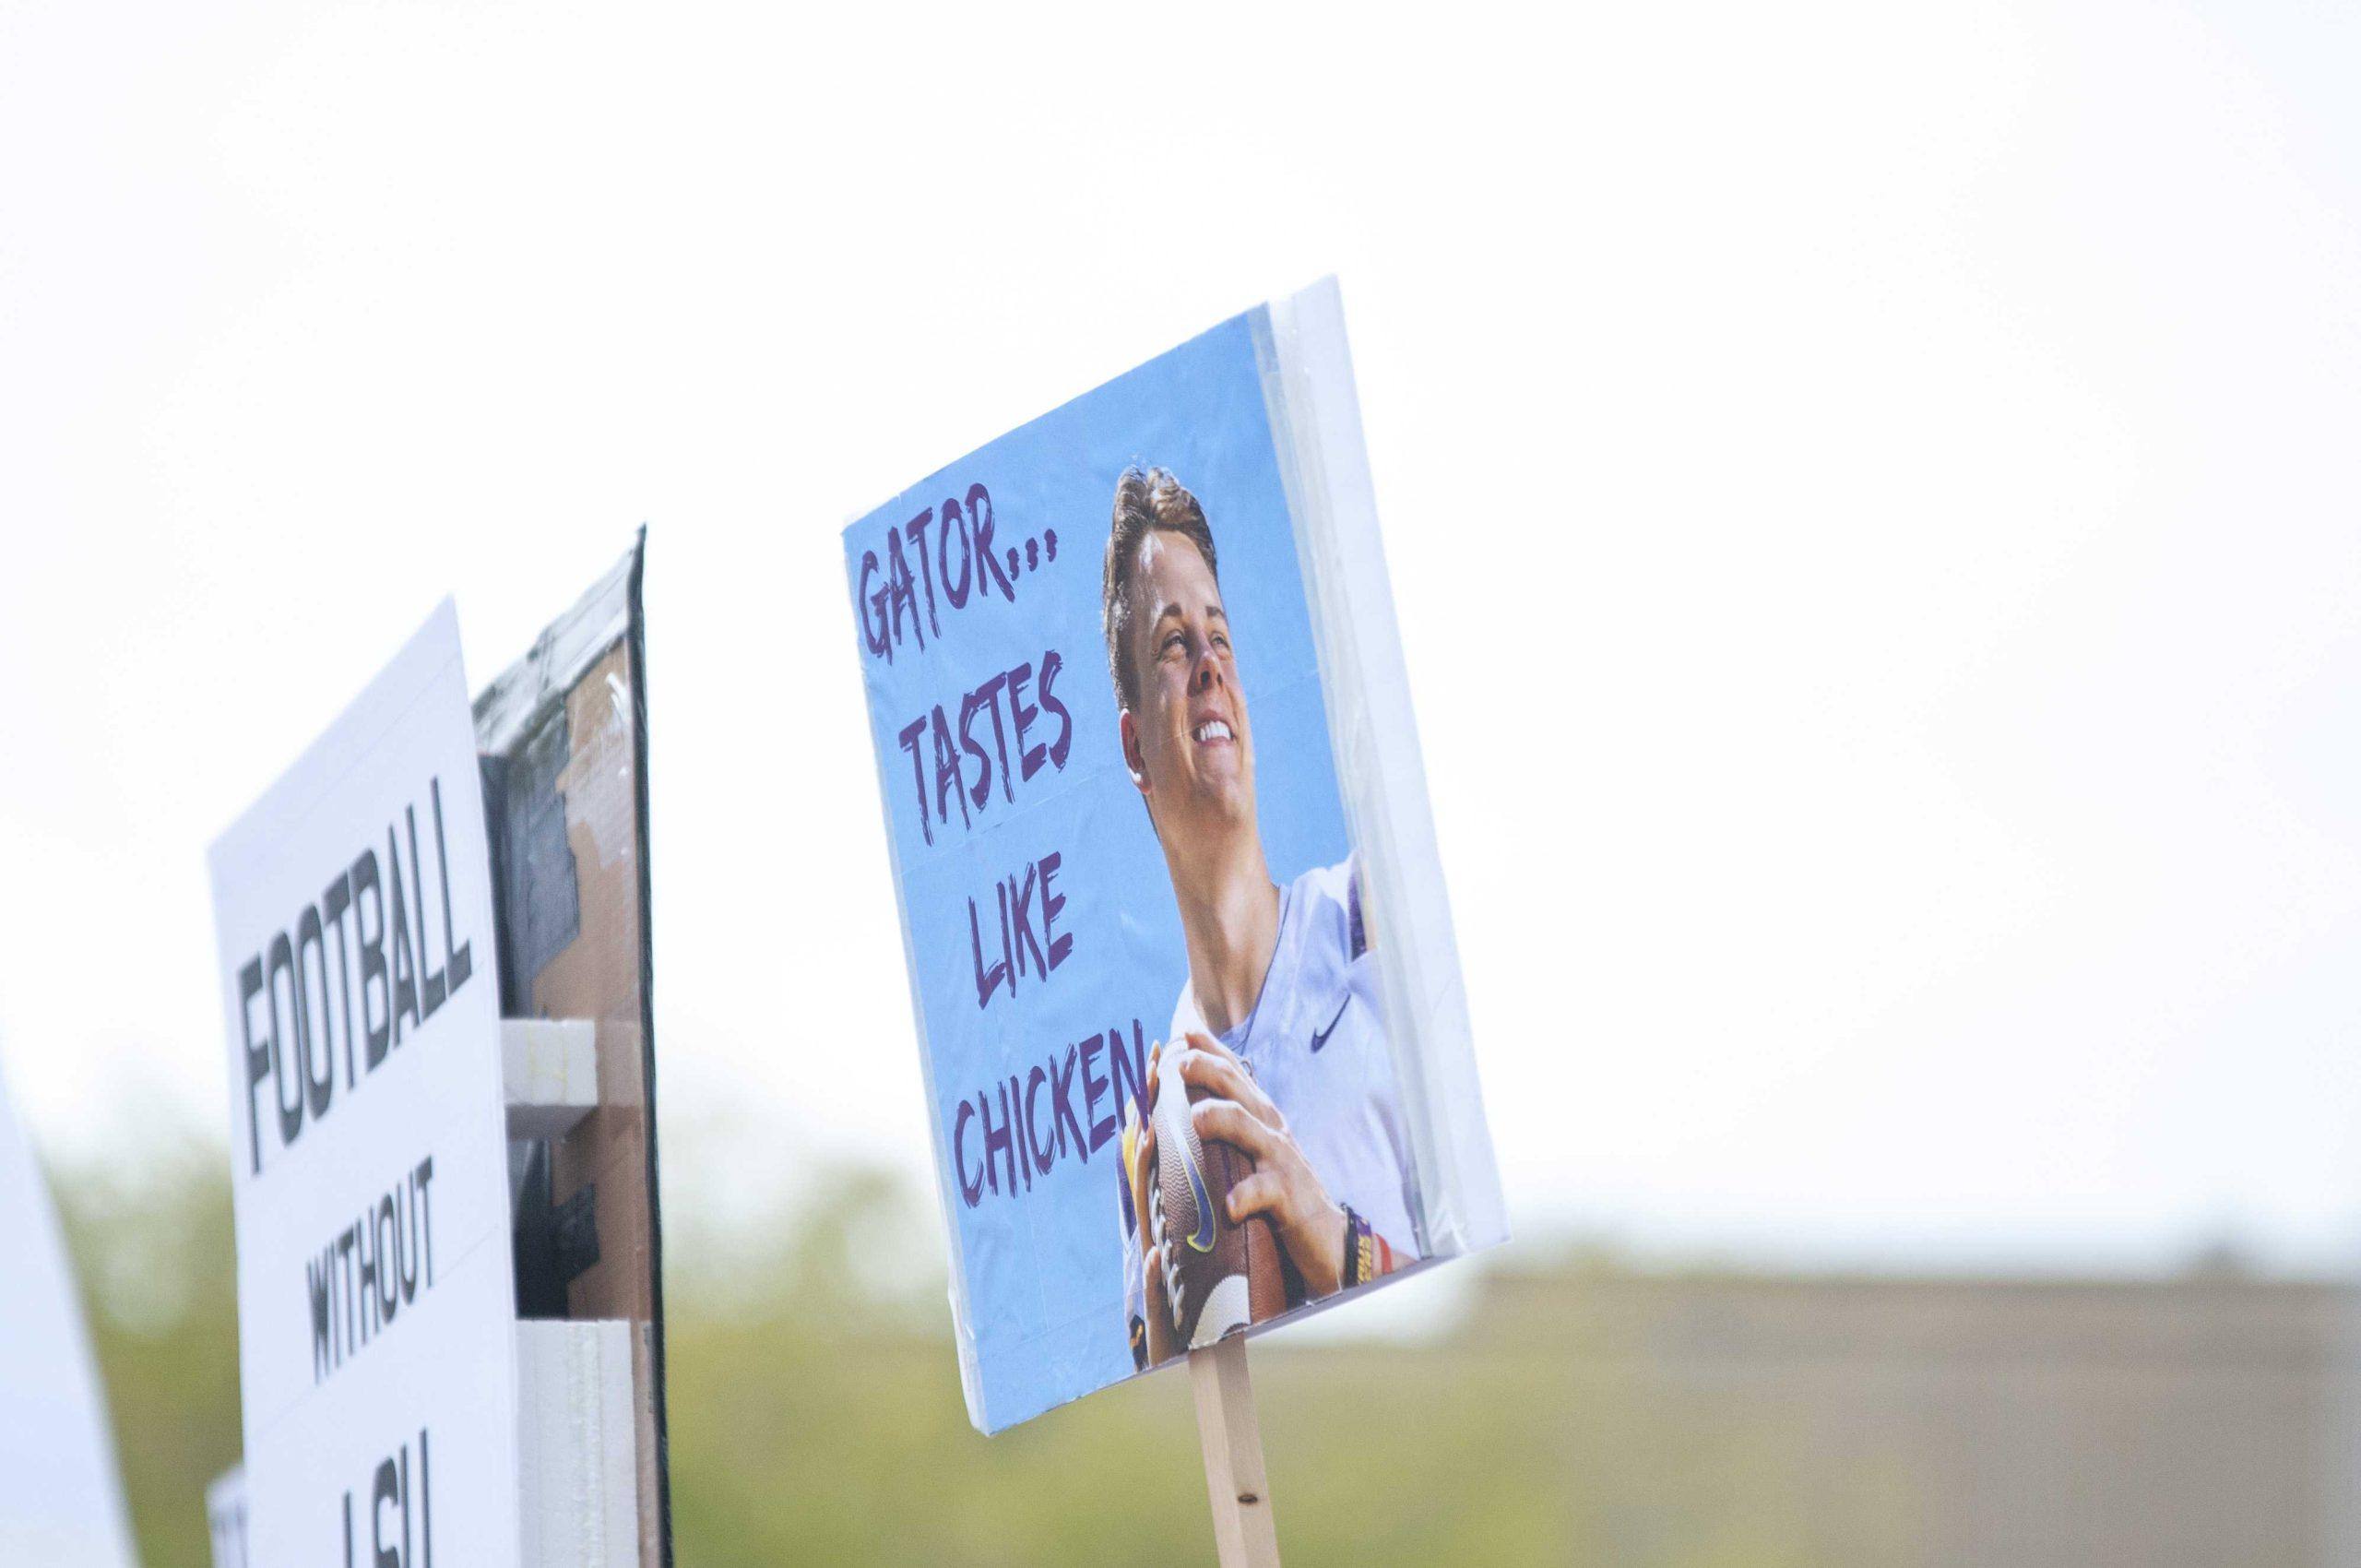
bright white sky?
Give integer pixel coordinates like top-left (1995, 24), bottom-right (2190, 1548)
top-left (3, 0), bottom-right (2356, 1277)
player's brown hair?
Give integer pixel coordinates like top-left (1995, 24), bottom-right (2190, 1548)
top-left (1101, 466), bottom-right (1220, 713)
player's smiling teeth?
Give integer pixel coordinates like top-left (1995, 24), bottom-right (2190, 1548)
top-left (1192, 720), bottom-right (1233, 744)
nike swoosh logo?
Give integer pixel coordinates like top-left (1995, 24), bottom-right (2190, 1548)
top-left (1310, 997), bottom-right (1350, 1053)
top-left (1184, 1147), bottom-right (1217, 1253)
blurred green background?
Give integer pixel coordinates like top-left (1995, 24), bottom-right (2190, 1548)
top-left (56, 1135), bottom-right (1799, 1567)
top-left (57, 1134), bottom-right (2341, 1568)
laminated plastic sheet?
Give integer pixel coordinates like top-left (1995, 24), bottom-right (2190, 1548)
top-left (843, 281), bottom-right (1504, 1432)
top-left (1260, 281), bottom-right (1509, 1264)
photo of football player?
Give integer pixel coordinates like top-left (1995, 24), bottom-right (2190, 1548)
top-left (1103, 465), bottom-right (1418, 1369)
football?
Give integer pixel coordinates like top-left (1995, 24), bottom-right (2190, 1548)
top-left (1150, 1049), bottom-right (1287, 1348)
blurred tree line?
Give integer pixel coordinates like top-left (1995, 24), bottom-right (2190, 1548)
top-left (55, 1141), bottom-right (1850, 1566)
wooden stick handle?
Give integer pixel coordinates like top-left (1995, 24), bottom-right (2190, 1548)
top-left (1189, 1334), bottom-right (1282, 1566)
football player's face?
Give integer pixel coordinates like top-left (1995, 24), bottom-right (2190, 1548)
top-left (1123, 531), bottom-right (1254, 835)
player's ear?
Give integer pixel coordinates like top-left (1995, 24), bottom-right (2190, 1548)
top-left (1120, 707), bottom-right (1149, 794)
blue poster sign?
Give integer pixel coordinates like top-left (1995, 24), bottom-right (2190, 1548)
top-left (845, 283), bottom-right (1504, 1431)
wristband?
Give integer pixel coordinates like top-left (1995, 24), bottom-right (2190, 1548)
top-left (1341, 1206), bottom-right (1372, 1289)
top-left (1339, 1205), bottom-right (1398, 1290)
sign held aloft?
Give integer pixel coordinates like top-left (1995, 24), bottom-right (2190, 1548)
top-left (842, 278), bottom-right (1507, 1439)
top-left (210, 602), bottom-right (521, 1568)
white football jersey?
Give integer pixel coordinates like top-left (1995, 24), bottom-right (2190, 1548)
top-left (1121, 856), bottom-right (1418, 1351)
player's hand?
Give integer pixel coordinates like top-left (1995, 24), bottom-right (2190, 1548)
top-left (1127, 1039), bottom-right (1179, 1366)
top-left (1173, 1031), bottom-right (1351, 1299)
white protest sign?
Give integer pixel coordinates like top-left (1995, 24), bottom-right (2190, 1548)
top-left (209, 601), bottom-right (519, 1568)
top-left (208, 1464), bottom-right (251, 1568)
top-left (0, 1060), bottom-right (136, 1568)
